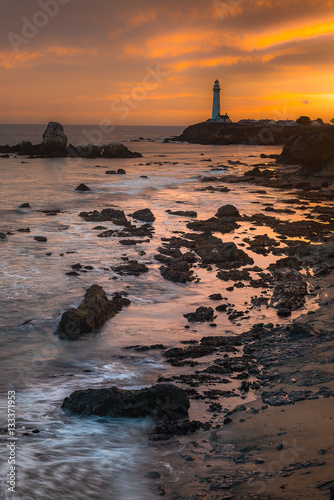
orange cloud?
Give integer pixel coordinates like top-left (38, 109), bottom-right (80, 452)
top-left (0, 46), bottom-right (97, 68)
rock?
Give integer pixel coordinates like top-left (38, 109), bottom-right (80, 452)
top-left (105, 170), bottom-right (117, 174)
top-left (145, 471), bottom-right (161, 479)
top-left (117, 168), bottom-right (126, 174)
top-left (62, 383), bottom-right (189, 421)
top-left (159, 260), bottom-right (195, 283)
top-left (184, 307), bottom-right (215, 323)
top-left (209, 293), bottom-right (223, 300)
top-left (166, 210), bottom-right (197, 217)
top-left (75, 183), bottom-right (91, 191)
top-left (277, 308), bottom-right (291, 317)
top-left (112, 260), bottom-right (149, 276)
top-left (286, 322), bottom-right (320, 340)
top-left (19, 203), bottom-right (30, 208)
top-left (215, 204), bottom-right (241, 218)
top-left (79, 208), bottom-right (127, 225)
top-left (130, 208), bottom-right (155, 222)
top-left (153, 486), bottom-right (166, 496)
top-left (34, 236), bottom-right (47, 242)
top-left (55, 285), bottom-right (130, 340)
top-left (0, 232), bottom-right (6, 239)
top-left (42, 122), bottom-right (67, 152)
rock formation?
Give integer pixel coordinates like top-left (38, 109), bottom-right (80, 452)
top-left (0, 123), bottom-right (142, 158)
top-left (55, 284), bottom-right (130, 340)
top-left (277, 128), bottom-right (334, 175)
top-left (61, 384), bottom-right (190, 421)
top-left (42, 122), bottom-right (67, 152)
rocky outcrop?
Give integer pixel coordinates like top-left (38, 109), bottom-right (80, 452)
top-left (0, 123), bottom-right (142, 158)
top-left (130, 208), bottom-right (155, 222)
top-left (174, 122), bottom-right (312, 146)
top-left (277, 128), bottom-right (334, 175)
top-left (79, 208), bottom-right (127, 225)
top-left (55, 284), bottom-right (130, 340)
top-left (42, 122), bottom-right (67, 153)
top-left (61, 384), bottom-right (190, 421)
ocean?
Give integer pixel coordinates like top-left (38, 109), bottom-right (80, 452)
top-left (0, 124), bottom-right (316, 499)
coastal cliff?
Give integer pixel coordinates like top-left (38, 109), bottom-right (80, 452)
top-left (174, 121), bottom-right (314, 146)
top-left (277, 127), bottom-right (334, 175)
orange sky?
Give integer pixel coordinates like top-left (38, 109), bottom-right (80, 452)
top-left (1, 0), bottom-right (334, 125)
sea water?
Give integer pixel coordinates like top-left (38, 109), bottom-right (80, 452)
top-left (0, 124), bottom-right (319, 499)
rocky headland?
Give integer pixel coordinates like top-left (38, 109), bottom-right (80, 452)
top-left (0, 121), bottom-right (142, 158)
top-left (174, 121), bottom-right (333, 147)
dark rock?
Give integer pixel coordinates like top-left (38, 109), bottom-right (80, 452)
top-left (17, 228), bottom-right (30, 233)
top-left (215, 204), bottom-right (241, 218)
top-left (34, 236), bottom-right (47, 242)
top-left (277, 308), bottom-right (292, 317)
top-left (0, 232), bottom-right (6, 239)
top-left (62, 383), bottom-right (189, 421)
top-left (153, 486), bottom-right (166, 496)
top-left (145, 471), bottom-right (161, 479)
top-left (184, 307), bottom-right (215, 323)
top-left (209, 293), bottom-right (223, 300)
top-left (79, 208), bottom-right (127, 225)
top-left (112, 260), bottom-right (149, 276)
top-left (75, 183), bottom-right (91, 191)
top-left (159, 260), bottom-right (195, 283)
top-left (117, 168), bottom-right (126, 174)
top-left (42, 122), bottom-right (67, 153)
top-left (19, 203), bottom-right (30, 208)
top-left (56, 285), bottom-right (130, 340)
top-left (130, 208), bottom-right (155, 222)
top-left (286, 322), bottom-right (320, 340)
top-left (166, 210), bottom-right (197, 217)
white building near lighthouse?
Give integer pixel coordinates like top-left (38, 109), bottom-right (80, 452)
top-left (208, 79), bottom-right (232, 123)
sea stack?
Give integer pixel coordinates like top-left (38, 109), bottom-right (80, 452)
top-left (42, 122), bottom-right (68, 153)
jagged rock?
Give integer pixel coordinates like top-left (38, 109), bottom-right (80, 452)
top-left (79, 208), bottom-right (127, 225)
top-left (42, 122), bottom-right (67, 152)
top-left (55, 284), bottom-right (130, 340)
top-left (62, 384), bottom-right (189, 421)
top-left (112, 260), bottom-right (149, 276)
top-left (215, 204), bottom-right (241, 218)
top-left (130, 208), bottom-right (155, 222)
top-left (184, 306), bottom-right (215, 323)
top-left (75, 183), bottom-right (91, 191)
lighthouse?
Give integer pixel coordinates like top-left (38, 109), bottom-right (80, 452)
top-left (209, 80), bottom-right (232, 123)
top-left (212, 79), bottom-right (221, 120)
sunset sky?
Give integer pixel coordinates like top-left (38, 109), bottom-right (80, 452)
top-left (1, 0), bottom-right (334, 125)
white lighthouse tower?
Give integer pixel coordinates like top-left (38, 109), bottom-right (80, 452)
top-left (209, 80), bottom-right (232, 123)
top-left (212, 79), bottom-right (221, 121)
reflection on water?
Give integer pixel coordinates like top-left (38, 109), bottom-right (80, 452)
top-left (0, 136), bottom-right (320, 498)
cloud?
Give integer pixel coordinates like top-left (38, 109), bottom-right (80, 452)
top-left (302, 100), bottom-right (310, 104)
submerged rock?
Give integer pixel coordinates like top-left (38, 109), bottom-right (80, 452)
top-left (55, 284), bottom-right (130, 340)
top-left (62, 383), bottom-right (190, 421)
